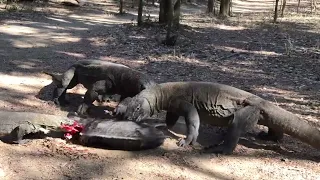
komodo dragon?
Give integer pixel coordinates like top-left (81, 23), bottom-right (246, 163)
top-left (44, 59), bottom-right (156, 115)
top-left (0, 111), bottom-right (166, 150)
top-left (122, 82), bottom-right (320, 154)
top-left (0, 111), bottom-right (75, 144)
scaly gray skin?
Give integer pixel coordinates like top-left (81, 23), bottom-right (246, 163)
top-left (44, 59), bottom-right (156, 115)
top-left (113, 97), bottom-right (133, 117)
top-left (0, 111), bottom-right (165, 150)
top-left (80, 119), bottom-right (166, 150)
top-left (0, 111), bottom-right (75, 144)
top-left (123, 82), bottom-right (320, 154)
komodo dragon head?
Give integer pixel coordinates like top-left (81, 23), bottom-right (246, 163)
top-left (123, 96), bottom-right (152, 122)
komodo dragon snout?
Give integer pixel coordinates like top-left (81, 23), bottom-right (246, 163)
top-left (124, 97), bottom-right (151, 122)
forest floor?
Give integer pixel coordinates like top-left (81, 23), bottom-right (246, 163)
top-left (0, 0), bottom-right (319, 179)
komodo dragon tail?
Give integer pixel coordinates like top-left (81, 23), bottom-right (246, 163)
top-left (260, 100), bottom-right (320, 150)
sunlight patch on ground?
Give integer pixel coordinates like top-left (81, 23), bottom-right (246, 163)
top-left (0, 25), bottom-right (38, 36)
top-left (56, 51), bottom-right (87, 58)
top-left (254, 86), bottom-right (319, 104)
top-left (255, 86), bottom-right (320, 123)
top-left (47, 17), bottom-right (72, 24)
top-left (129, 10), bottom-right (159, 18)
top-left (219, 65), bottom-right (273, 79)
top-left (10, 35), bottom-right (80, 48)
top-left (192, 156), bottom-right (317, 180)
top-left (51, 36), bottom-right (81, 43)
top-left (0, 23), bottom-right (82, 48)
top-left (68, 14), bottom-right (132, 25)
top-left (0, 85), bottom-right (39, 95)
top-left (128, 35), bottom-right (146, 39)
top-left (156, 55), bottom-right (213, 68)
top-left (11, 39), bottom-right (48, 48)
top-left (120, 158), bottom-right (212, 180)
top-left (17, 96), bottom-right (46, 107)
top-left (214, 24), bottom-right (246, 31)
top-left (215, 46), bottom-right (282, 56)
top-left (67, 84), bottom-right (87, 95)
top-left (0, 74), bottom-right (51, 93)
top-left (283, 16), bottom-right (320, 21)
top-left (42, 25), bottom-right (66, 30)
top-left (41, 25), bottom-right (89, 31)
top-left (88, 37), bottom-right (110, 47)
top-left (255, 86), bottom-right (304, 98)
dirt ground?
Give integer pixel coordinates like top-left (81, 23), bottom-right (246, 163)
top-left (0, 0), bottom-right (319, 179)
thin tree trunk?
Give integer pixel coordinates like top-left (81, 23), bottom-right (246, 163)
top-left (208, 0), bottom-right (214, 13)
top-left (274, 0), bottom-right (279, 22)
top-left (229, 0), bottom-right (232, 16)
top-left (281, 0), bottom-right (286, 17)
top-left (159, 0), bottom-right (170, 23)
top-left (297, 0), bottom-right (301, 13)
top-left (172, 0), bottom-right (181, 28)
top-left (119, 0), bottom-right (124, 14)
top-left (137, 0), bottom-right (143, 26)
top-left (166, 0), bottom-right (173, 42)
top-left (219, 0), bottom-right (230, 17)
top-left (213, 0), bottom-right (217, 15)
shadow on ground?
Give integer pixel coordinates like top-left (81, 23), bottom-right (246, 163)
top-left (0, 0), bottom-right (319, 170)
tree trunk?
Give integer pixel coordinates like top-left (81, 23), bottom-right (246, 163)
top-left (297, 0), bottom-right (301, 13)
top-left (274, 0), bottom-right (279, 22)
top-left (172, 0), bottom-right (181, 28)
top-left (137, 0), bottom-right (144, 26)
top-left (219, 0), bottom-right (230, 17)
top-left (119, 0), bottom-right (124, 14)
top-left (208, 0), bottom-right (214, 13)
top-left (159, 0), bottom-right (171, 23)
top-left (161, 0), bottom-right (180, 45)
top-left (229, 0), bottom-right (232, 16)
top-left (280, 0), bottom-right (286, 17)
top-left (166, 0), bottom-right (173, 41)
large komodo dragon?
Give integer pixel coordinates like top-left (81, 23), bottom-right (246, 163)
top-left (123, 81), bottom-right (320, 154)
top-left (45, 60), bottom-right (156, 115)
top-left (0, 111), bottom-right (165, 150)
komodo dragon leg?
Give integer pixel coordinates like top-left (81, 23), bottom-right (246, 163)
top-left (114, 97), bottom-right (133, 117)
top-left (205, 106), bottom-right (261, 154)
top-left (54, 67), bottom-right (77, 106)
top-left (165, 112), bottom-right (180, 129)
top-left (77, 80), bottom-right (113, 115)
top-left (168, 99), bottom-right (200, 147)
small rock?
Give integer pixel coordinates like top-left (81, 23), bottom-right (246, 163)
top-left (280, 158), bottom-right (288, 162)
